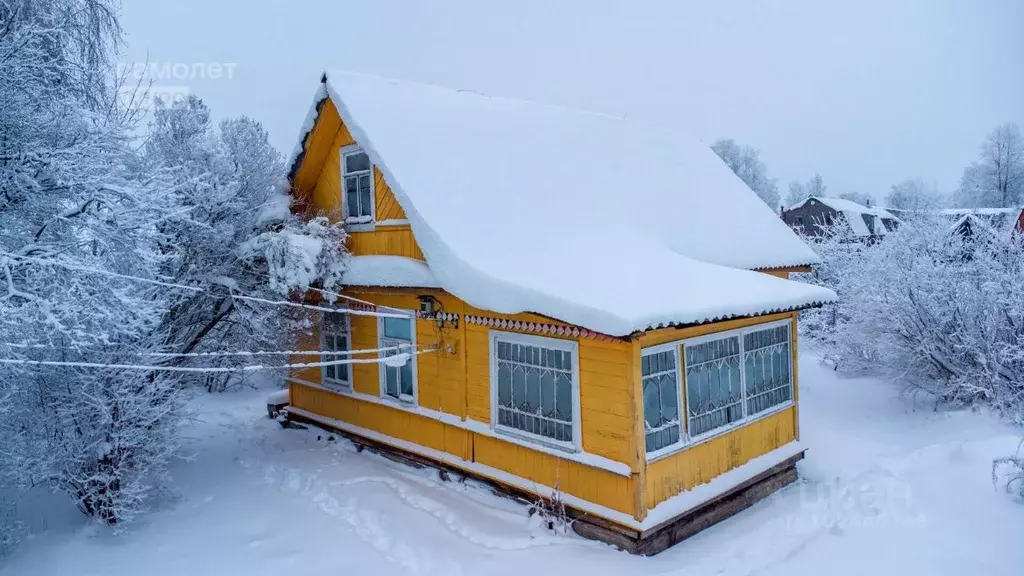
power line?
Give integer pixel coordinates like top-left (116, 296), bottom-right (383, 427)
top-left (0, 348), bottom-right (435, 374)
top-left (1, 342), bottom-right (410, 358)
top-left (1, 252), bottom-right (410, 319)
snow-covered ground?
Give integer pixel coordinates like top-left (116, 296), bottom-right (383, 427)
top-left (2, 349), bottom-right (1022, 575)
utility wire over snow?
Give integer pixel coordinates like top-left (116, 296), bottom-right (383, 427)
top-left (0, 348), bottom-right (435, 373)
top-left (1, 342), bottom-right (411, 358)
top-left (0, 252), bottom-right (410, 319)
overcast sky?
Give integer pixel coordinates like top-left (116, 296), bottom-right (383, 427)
top-left (120, 0), bottom-right (1022, 201)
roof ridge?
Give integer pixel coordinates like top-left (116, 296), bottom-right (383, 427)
top-left (322, 68), bottom-right (631, 124)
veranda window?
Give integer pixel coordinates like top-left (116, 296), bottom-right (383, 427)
top-left (642, 347), bottom-right (682, 454)
top-left (378, 313), bottom-right (416, 403)
top-left (491, 332), bottom-right (578, 449)
top-left (641, 319), bottom-right (795, 455)
top-left (322, 312), bottom-right (351, 390)
top-left (685, 336), bottom-right (744, 437)
top-left (343, 148), bottom-right (373, 222)
top-left (743, 324), bottom-right (792, 415)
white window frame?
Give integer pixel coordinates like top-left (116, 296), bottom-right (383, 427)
top-left (488, 330), bottom-right (581, 452)
top-left (642, 318), bottom-right (795, 462)
top-left (321, 312), bottom-right (352, 391)
top-left (341, 145), bottom-right (375, 231)
top-left (377, 309), bottom-right (417, 405)
top-left (641, 342), bottom-right (687, 461)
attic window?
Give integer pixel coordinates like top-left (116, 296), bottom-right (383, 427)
top-left (343, 147), bottom-right (374, 223)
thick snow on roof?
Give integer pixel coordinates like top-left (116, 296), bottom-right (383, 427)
top-left (312, 71), bottom-right (834, 336)
top-left (790, 196), bottom-right (898, 237)
top-left (792, 196), bottom-right (898, 220)
top-left (940, 207), bottom-right (1020, 217)
top-left (343, 256), bottom-right (440, 288)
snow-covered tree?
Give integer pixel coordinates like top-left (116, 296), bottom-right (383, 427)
top-left (711, 139), bottom-right (780, 210)
top-left (798, 215), bottom-right (1024, 422)
top-left (836, 190), bottom-right (874, 207)
top-left (141, 96), bottom-right (349, 391)
top-left (955, 123), bottom-right (1024, 208)
top-left (885, 177), bottom-right (944, 212)
top-left (784, 173), bottom-right (827, 208)
top-left (0, 0), bottom-right (186, 531)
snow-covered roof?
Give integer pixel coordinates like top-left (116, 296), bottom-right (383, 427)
top-left (343, 256), bottom-right (440, 288)
top-left (292, 71), bottom-right (835, 336)
top-left (940, 207), bottom-right (1020, 217)
top-left (788, 196), bottom-right (898, 237)
top-left (790, 196), bottom-right (898, 221)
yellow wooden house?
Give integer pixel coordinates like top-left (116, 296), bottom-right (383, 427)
top-left (280, 71), bottom-right (836, 554)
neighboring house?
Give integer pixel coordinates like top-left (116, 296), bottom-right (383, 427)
top-left (940, 207), bottom-right (1024, 235)
top-left (280, 71), bottom-right (835, 554)
top-left (783, 196), bottom-right (899, 240)
top-left (949, 213), bottom-right (996, 240)
top-left (947, 209), bottom-right (1024, 256)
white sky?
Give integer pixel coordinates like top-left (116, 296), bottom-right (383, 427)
top-left (120, 0), bottom-right (1023, 201)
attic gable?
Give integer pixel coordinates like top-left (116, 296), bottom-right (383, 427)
top-left (288, 92), bottom-right (410, 226)
top-left (285, 71), bottom-right (834, 336)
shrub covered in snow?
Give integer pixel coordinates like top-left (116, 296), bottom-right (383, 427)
top-left (798, 215), bottom-right (1024, 421)
top-left (0, 0), bottom-right (188, 533)
top-left (142, 93), bottom-right (348, 392)
top-left (0, 0), bottom-right (349, 545)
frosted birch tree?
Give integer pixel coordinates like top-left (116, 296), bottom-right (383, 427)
top-left (142, 95), bottom-right (349, 391)
top-left (956, 123), bottom-right (1024, 208)
top-left (711, 139), bottom-right (781, 210)
top-left (798, 216), bottom-right (1024, 421)
top-left (885, 177), bottom-right (944, 212)
top-left (0, 0), bottom-right (186, 532)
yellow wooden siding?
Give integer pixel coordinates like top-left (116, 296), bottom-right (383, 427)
top-left (291, 98), bottom-right (422, 260)
top-left (290, 382), bottom-right (473, 460)
top-left (290, 381), bottom-right (637, 516)
top-left (762, 269), bottom-right (790, 279)
top-left (308, 120), bottom-right (356, 220)
top-left (375, 168), bottom-right (407, 221)
top-left (472, 434), bottom-right (636, 515)
top-left (644, 407), bottom-right (797, 509)
top-left (347, 226), bottom-right (424, 260)
top-left (293, 100), bottom-right (342, 194)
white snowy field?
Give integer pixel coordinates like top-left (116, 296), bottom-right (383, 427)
top-left (2, 349), bottom-right (1022, 576)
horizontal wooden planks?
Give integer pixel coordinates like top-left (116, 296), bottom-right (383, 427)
top-left (290, 382), bottom-right (471, 459)
top-left (644, 407), bottom-right (797, 509)
top-left (472, 434), bottom-right (636, 515)
top-left (347, 226), bottom-right (425, 260)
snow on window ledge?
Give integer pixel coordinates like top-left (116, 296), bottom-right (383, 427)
top-left (345, 218), bottom-right (375, 233)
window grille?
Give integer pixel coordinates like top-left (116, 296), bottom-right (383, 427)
top-left (492, 333), bottom-right (576, 448)
top-left (642, 349), bottom-right (681, 453)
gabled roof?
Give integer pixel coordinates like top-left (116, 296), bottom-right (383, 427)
top-left (790, 196), bottom-right (898, 220)
top-left (940, 207), bottom-right (1021, 217)
top-left (289, 71), bottom-right (835, 336)
top-left (949, 213), bottom-right (996, 235)
top-left (788, 196), bottom-right (898, 237)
